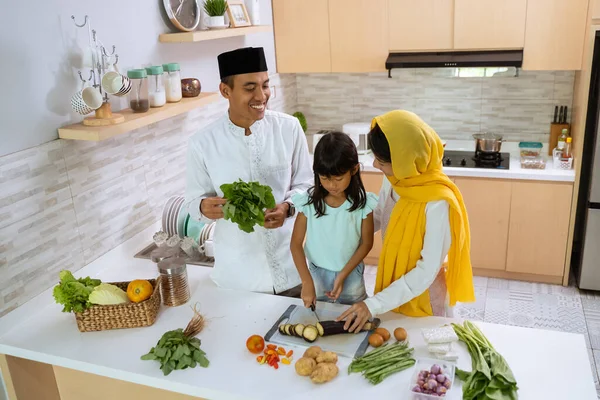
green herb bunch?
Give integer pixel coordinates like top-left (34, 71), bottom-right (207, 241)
top-left (203, 0), bottom-right (227, 17)
top-left (53, 270), bottom-right (101, 313)
top-left (452, 321), bottom-right (518, 400)
top-left (220, 179), bottom-right (276, 233)
top-left (141, 307), bottom-right (208, 376)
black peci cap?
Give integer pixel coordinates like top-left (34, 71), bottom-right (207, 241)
top-left (217, 47), bottom-right (268, 79)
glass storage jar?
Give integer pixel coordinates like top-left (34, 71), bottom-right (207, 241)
top-left (127, 69), bottom-right (149, 113)
top-left (519, 141), bottom-right (545, 169)
top-left (146, 65), bottom-right (166, 108)
top-left (164, 63), bottom-right (182, 103)
top-left (157, 256), bottom-right (190, 307)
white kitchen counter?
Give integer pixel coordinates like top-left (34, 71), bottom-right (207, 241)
top-left (0, 222), bottom-right (595, 399)
top-left (318, 139), bottom-right (577, 182)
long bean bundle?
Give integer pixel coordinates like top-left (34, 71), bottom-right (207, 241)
top-left (348, 342), bottom-right (415, 385)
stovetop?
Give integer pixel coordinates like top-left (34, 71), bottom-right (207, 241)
top-left (443, 150), bottom-right (510, 169)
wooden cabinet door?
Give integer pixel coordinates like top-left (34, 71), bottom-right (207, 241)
top-left (388, 0), bottom-right (453, 51)
top-left (522, 0), bottom-right (588, 70)
top-left (329, 0), bottom-right (388, 72)
top-left (362, 172), bottom-right (384, 266)
top-left (272, 0), bottom-right (331, 73)
top-left (455, 178), bottom-right (512, 271)
top-left (454, 0), bottom-right (527, 49)
top-left (594, 0), bottom-right (600, 21)
top-left (506, 181), bottom-right (573, 276)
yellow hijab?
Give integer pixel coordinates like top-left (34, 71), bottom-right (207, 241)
top-left (372, 110), bottom-right (475, 316)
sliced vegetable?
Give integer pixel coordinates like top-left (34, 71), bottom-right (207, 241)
top-left (317, 320), bottom-right (378, 336)
top-left (316, 322), bottom-right (325, 337)
top-left (294, 324), bottom-right (305, 337)
top-left (302, 325), bottom-right (319, 343)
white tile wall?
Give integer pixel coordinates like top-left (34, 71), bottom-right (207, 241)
top-left (0, 73), bottom-right (297, 316)
top-left (296, 70), bottom-right (575, 143)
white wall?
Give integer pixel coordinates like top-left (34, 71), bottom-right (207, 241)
top-left (0, 0), bottom-right (276, 157)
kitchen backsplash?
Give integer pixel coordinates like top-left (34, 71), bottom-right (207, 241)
top-left (294, 70), bottom-right (575, 143)
top-left (0, 73), bottom-right (297, 317)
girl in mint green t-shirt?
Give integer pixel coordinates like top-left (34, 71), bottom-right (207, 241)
top-left (290, 132), bottom-right (378, 307)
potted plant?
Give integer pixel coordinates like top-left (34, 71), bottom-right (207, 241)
top-left (293, 111), bottom-right (307, 133)
top-left (204, 0), bottom-right (228, 28)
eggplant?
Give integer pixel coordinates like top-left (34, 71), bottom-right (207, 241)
top-left (284, 324), bottom-right (293, 336)
top-left (302, 325), bottom-right (319, 343)
top-left (278, 324), bottom-right (286, 335)
top-left (317, 320), bottom-right (378, 336)
top-left (290, 324), bottom-right (299, 337)
top-left (294, 324), bottom-right (305, 337)
top-left (316, 322), bottom-right (324, 337)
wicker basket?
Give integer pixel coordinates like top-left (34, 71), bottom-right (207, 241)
top-left (74, 277), bottom-right (161, 332)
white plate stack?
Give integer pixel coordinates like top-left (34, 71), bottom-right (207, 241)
top-left (198, 222), bottom-right (215, 248)
top-left (162, 196), bottom-right (185, 237)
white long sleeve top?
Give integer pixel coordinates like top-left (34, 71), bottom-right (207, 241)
top-left (364, 178), bottom-right (451, 316)
top-left (184, 110), bottom-right (314, 293)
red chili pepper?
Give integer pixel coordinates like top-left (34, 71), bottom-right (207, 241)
top-left (286, 350), bottom-right (293, 358)
top-left (273, 362), bottom-right (279, 369)
top-left (267, 344), bottom-right (277, 350)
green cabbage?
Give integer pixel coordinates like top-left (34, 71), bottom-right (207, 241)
top-left (88, 283), bottom-right (129, 305)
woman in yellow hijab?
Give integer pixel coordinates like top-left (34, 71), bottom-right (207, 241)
top-left (337, 110), bottom-right (475, 332)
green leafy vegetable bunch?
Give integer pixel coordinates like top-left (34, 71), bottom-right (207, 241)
top-left (220, 179), bottom-right (276, 233)
top-left (53, 270), bottom-right (101, 313)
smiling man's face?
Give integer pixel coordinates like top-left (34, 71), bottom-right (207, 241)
top-left (220, 72), bottom-right (270, 128)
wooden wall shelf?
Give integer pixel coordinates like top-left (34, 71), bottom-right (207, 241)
top-left (159, 25), bottom-right (273, 43)
top-left (58, 93), bottom-right (221, 141)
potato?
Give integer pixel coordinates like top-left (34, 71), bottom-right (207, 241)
top-left (374, 327), bottom-right (391, 342)
top-left (315, 351), bottom-right (338, 364)
top-left (310, 362), bottom-right (339, 384)
top-left (303, 345), bottom-right (323, 359)
top-left (368, 333), bottom-right (384, 348)
top-left (295, 357), bottom-right (317, 376)
top-left (394, 327), bottom-right (408, 342)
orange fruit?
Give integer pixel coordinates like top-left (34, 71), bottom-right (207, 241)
top-left (127, 280), bottom-right (153, 303)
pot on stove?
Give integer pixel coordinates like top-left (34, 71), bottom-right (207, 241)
top-left (473, 132), bottom-right (503, 153)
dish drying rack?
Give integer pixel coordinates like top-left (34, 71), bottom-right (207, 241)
top-left (72, 15), bottom-right (124, 126)
top-left (134, 232), bottom-right (215, 267)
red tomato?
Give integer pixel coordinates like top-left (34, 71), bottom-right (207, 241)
top-left (246, 335), bottom-right (265, 354)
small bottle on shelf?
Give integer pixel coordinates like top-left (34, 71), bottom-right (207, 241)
top-left (563, 137), bottom-right (573, 160)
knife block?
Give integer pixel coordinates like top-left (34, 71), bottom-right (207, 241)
top-left (549, 123), bottom-right (570, 155)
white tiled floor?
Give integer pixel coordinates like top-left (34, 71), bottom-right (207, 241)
top-left (363, 265), bottom-right (600, 398)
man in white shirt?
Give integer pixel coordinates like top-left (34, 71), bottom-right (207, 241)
top-left (185, 47), bottom-right (313, 296)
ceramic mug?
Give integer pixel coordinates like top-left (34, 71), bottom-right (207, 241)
top-left (71, 84), bottom-right (103, 115)
top-left (200, 239), bottom-right (214, 258)
top-left (101, 65), bottom-right (131, 96)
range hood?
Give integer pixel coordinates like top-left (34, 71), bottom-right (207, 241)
top-left (385, 50), bottom-right (523, 75)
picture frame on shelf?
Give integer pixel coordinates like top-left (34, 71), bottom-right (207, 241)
top-left (226, 1), bottom-right (251, 27)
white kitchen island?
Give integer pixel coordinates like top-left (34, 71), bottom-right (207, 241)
top-left (0, 223), bottom-right (595, 400)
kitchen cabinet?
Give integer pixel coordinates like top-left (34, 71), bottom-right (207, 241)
top-left (272, 0), bottom-right (331, 73)
top-left (506, 181), bottom-right (573, 277)
top-left (329, 0), bottom-right (388, 72)
top-left (455, 178), bottom-right (512, 271)
top-left (594, 0), bottom-right (600, 21)
top-left (522, 0), bottom-right (589, 70)
top-left (453, 0), bottom-right (527, 50)
top-left (362, 172), bottom-right (384, 266)
top-left (388, 0), bottom-right (453, 51)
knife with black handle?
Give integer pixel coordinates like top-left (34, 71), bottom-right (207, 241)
top-left (558, 106), bottom-right (564, 125)
top-left (553, 105), bottom-right (559, 123)
top-left (562, 106), bottom-right (568, 124)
